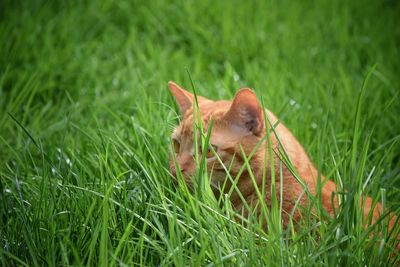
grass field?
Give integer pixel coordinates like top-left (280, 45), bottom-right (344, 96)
top-left (1, 0), bottom-right (400, 266)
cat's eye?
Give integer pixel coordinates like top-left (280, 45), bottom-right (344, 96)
top-left (173, 139), bottom-right (180, 153)
top-left (205, 144), bottom-right (218, 159)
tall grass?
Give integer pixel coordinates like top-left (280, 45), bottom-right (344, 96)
top-left (1, 0), bottom-right (399, 265)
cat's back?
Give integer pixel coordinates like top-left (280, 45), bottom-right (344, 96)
top-left (265, 109), bottom-right (319, 185)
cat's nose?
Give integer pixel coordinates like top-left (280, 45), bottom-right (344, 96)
top-left (171, 167), bottom-right (177, 177)
top-left (171, 165), bottom-right (188, 177)
top-left (170, 164), bottom-right (188, 177)
top-left (178, 161), bottom-right (192, 174)
top-left (170, 153), bottom-right (194, 177)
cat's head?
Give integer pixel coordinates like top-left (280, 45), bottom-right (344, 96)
top-left (168, 81), bottom-right (265, 191)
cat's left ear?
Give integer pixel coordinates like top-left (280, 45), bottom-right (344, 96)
top-left (225, 88), bottom-right (264, 136)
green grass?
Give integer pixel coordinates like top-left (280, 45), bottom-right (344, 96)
top-left (1, 0), bottom-right (400, 266)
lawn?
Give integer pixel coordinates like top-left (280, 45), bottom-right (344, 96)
top-left (1, 0), bottom-right (400, 266)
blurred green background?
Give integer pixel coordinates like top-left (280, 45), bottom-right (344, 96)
top-left (1, 0), bottom-right (400, 265)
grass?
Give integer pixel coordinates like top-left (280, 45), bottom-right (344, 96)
top-left (1, 0), bottom-right (400, 265)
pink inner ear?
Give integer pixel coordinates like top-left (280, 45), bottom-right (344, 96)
top-left (225, 88), bottom-right (264, 135)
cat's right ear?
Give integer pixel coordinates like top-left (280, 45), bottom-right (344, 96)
top-left (168, 81), bottom-right (194, 114)
top-left (169, 81), bottom-right (211, 113)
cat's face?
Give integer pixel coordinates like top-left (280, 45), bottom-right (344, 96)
top-left (168, 81), bottom-right (266, 191)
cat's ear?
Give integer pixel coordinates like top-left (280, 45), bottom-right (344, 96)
top-left (225, 88), bottom-right (264, 136)
top-left (168, 81), bottom-right (207, 113)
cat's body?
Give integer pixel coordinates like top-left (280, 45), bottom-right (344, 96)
top-left (168, 81), bottom-right (396, 234)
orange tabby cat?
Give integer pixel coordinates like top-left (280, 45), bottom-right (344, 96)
top-left (168, 81), bottom-right (397, 238)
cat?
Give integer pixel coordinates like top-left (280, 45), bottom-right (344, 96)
top-left (168, 81), bottom-right (398, 243)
